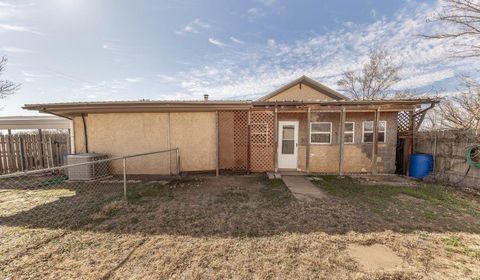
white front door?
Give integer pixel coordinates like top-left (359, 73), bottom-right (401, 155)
top-left (277, 121), bottom-right (299, 169)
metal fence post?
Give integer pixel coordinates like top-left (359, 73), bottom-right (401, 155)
top-left (123, 157), bottom-right (127, 201)
top-left (176, 148), bottom-right (180, 175)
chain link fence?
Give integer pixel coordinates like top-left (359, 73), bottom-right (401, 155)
top-left (0, 148), bottom-right (179, 230)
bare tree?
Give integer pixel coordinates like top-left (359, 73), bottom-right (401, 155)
top-left (424, 0), bottom-right (480, 58)
top-left (0, 56), bottom-right (20, 101)
top-left (422, 0), bottom-right (480, 131)
top-left (437, 78), bottom-right (480, 131)
top-left (337, 49), bottom-right (402, 100)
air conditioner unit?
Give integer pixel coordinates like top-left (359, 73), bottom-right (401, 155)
top-left (67, 153), bottom-right (110, 180)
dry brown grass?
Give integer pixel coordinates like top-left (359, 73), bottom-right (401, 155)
top-left (1, 174), bottom-right (479, 279)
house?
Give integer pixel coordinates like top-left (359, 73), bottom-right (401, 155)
top-left (23, 76), bottom-right (437, 175)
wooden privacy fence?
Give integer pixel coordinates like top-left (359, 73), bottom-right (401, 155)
top-left (415, 130), bottom-right (480, 192)
top-left (0, 132), bottom-right (70, 174)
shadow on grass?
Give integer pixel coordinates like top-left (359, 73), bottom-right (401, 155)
top-left (1, 174), bottom-right (479, 237)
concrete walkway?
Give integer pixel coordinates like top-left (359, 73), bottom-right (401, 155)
top-left (282, 176), bottom-right (327, 200)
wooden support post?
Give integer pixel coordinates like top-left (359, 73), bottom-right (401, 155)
top-left (123, 158), bottom-right (127, 201)
top-left (371, 108), bottom-right (380, 174)
top-left (167, 112), bottom-right (171, 175)
top-left (338, 107), bottom-right (346, 175)
top-left (216, 111), bottom-right (220, 177)
top-left (69, 120), bottom-right (75, 154)
top-left (406, 110), bottom-right (414, 176)
top-left (306, 107), bottom-right (311, 174)
top-left (246, 110), bottom-right (251, 174)
top-left (274, 108), bottom-right (278, 173)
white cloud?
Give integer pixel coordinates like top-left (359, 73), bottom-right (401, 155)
top-left (22, 71), bottom-right (51, 83)
top-left (2, 46), bottom-right (32, 53)
top-left (192, 18), bottom-right (210, 29)
top-left (165, 1), bottom-right (479, 100)
top-left (176, 18), bottom-right (211, 35)
top-left (393, 69), bottom-right (456, 90)
top-left (256, 0), bottom-right (276, 6)
top-left (156, 74), bottom-right (176, 82)
top-left (23, 71), bottom-right (51, 78)
top-left (126, 77), bottom-right (141, 83)
top-left (0, 23), bottom-right (40, 34)
top-left (230, 36), bottom-right (245, 44)
top-left (0, 2), bottom-right (27, 20)
top-left (208, 38), bottom-right (225, 47)
top-left (247, 7), bottom-right (265, 18)
top-left (71, 79), bottom-right (132, 99)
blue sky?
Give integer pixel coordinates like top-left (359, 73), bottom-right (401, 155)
top-left (0, 0), bottom-right (478, 115)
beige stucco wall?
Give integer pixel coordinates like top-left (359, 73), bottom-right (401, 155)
top-left (276, 111), bottom-right (398, 173)
top-left (72, 112), bottom-right (217, 174)
top-left (170, 112), bottom-right (217, 172)
top-left (218, 111), bottom-right (235, 169)
top-left (71, 110), bottom-right (398, 175)
top-left (266, 83), bottom-right (334, 102)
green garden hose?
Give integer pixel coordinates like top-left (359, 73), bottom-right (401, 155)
top-left (453, 144), bottom-right (480, 186)
top-left (465, 144), bottom-right (480, 169)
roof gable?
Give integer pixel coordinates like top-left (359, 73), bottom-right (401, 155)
top-left (257, 75), bottom-right (348, 102)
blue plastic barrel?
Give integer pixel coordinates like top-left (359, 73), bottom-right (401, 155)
top-left (409, 153), bottom-right (433, 179)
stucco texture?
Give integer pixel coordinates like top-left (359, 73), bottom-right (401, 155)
top-left (73, 112), bottom-right (216, 174)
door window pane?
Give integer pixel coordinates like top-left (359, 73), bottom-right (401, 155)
top-left (281, 125), bottom-right (295, 154)
top-left (282, 140), bottom-right (294, 154)
top-left (282, 125), bottom-right (294, 140)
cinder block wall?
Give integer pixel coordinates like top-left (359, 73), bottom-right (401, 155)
top-left (309, 112), bottom-right (398, 173)
top-left (277, 111), bottom-right (398, 173)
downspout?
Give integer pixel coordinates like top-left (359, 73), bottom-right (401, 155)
top-left (81, 113), bottom-right (89, 153)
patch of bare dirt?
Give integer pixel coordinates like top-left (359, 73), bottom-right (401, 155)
top-left (347, 244), bottom-right (403, 271)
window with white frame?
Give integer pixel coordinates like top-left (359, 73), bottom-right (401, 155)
top-left (363, 121), bottom-right (386, 143)
top-left (310, 122), bottom-right (332, 144)
top-left (344, 122), bottom-right (355, 144)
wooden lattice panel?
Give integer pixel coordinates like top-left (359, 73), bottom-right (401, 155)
top-left (218, 111), bottom-right (248, 171)
top-left (250, 111), bottom-right (275, 172)
top-left (397, 111), bottom-right (411, 135)
top-left (397, 110), bottom-right (426, 136)
top-left (233, 111), bottom-right (248, 170)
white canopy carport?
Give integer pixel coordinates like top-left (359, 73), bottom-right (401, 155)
top-left (0, 116), bottom-right (71, 130)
